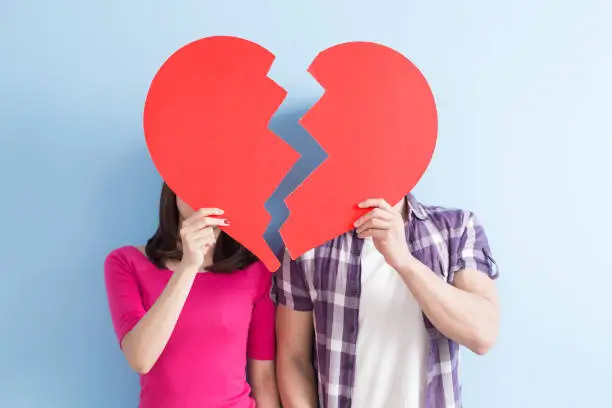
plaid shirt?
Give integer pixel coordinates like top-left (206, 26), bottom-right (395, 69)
top-left (276, 193), bottom-right (499, 408)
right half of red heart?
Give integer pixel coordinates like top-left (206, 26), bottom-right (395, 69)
top-left (280, 41), bottom-right (438, 259)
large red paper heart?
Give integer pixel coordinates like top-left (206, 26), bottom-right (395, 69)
top-left (143, 37), bottom-right (298, 271)
top-left (280, 42), bottom-right (438, 259)
top-left (144, 37), bottom-right (437, 271)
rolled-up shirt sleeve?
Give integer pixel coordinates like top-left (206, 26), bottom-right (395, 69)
top-left (450, 211), bottom-right (499, 282)
top-left (275, 249), bottom-right (313, 311)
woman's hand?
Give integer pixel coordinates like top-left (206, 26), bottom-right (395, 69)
top-left (179, 208), bottom-right (228, 269)
top-left (116, 208), bottom-right (228, 374)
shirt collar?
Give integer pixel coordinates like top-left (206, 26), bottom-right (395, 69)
top-left (406, 192), bottom-right (428, 221)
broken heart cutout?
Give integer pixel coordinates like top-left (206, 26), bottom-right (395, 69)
top-left (143, 36), bottom-right (437, 272)
top-left (143, 37), bottom-right (298, 271)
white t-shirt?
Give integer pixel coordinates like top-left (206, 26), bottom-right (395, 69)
top-left (352, 237), bottom-right (429, 408)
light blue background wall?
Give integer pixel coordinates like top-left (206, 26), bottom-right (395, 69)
top-left (1, 1), bottom-right (611, 407)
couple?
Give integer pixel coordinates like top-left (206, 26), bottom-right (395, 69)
top-left (104, 182), bottom-right (500, 408)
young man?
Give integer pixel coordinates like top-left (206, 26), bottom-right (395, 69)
top-left (275, 194), bottom-right (500, 408)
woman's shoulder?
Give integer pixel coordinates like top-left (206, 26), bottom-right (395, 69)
top-left (107, 245), bottom-right (145, 259)
top-left (243, 260), bottom-right (273, 288)
top-left (244, 260), bottom-right (271, 276)
top-left (105, 245), bottom-right (149, 273)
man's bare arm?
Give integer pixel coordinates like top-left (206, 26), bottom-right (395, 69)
top-left (276, 305), bottom-right (318, 408)
top-left (397, 262), bottom-right (499, 355)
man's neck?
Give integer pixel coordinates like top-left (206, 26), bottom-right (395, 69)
top-left (395, 196), bottom-right (409, 222)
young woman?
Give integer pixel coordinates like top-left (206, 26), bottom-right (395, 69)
top-left (104, 183), bottom-right (279, 408)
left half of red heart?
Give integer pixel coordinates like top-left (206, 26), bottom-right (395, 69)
top-left (143, 36), bottom-right (299, 272)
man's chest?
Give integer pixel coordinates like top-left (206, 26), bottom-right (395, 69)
top-left (306, 240), bottom-right (448, 301)
top-left (359, 238), bottom-right (423, 316)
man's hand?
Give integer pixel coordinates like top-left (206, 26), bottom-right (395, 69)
top-left (354, 198), bottom-right (413, 270)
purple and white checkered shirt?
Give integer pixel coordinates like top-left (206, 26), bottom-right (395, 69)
top-left (276, 193), bottom-right (499, 408)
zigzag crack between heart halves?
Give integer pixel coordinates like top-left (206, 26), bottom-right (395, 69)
top-left (262, 70), bottom-right (328, 260)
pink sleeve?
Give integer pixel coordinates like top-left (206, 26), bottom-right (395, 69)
top-left (247, 262), bottom-right (276, 360)
top-left (104, 249), bottom-right (146, 346)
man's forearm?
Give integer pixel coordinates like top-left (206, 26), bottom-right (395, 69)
top-left (277, 358), bottom-right (318, 408)
top-left (396, 257), bottom-right (498, 354)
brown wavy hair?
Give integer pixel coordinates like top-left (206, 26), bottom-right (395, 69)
top-left (145, 183), bottom-right (258, 273)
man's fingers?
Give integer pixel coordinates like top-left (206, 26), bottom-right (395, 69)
top-left (357, 228), bottom-right (387, 239)
top-left (354, 207), bottom-right (392, 227)
top-left (356, 218), bottom-right (391, 234)
top-left (358, 198), bottom-right (393, 211)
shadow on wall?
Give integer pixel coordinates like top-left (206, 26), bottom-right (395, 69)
top-left (264, 102), bottom-right (327, 258)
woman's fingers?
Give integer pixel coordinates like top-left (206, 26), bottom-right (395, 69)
top-left (185, 230), bottom-right (216, 250)
top-left (182, 208), bottom-right (224, 226)
top-left (187, 227), bottom-right (215, 240)
top-left (191, 235), bottom-right (215, 248)
top-left (197, 208), bottom-right (224, 217)
top-left (181, 216), bottom-right (228, 234)
top-left (180, 208), bottom-right (224, 255)
top-left (189, 230), bottom-right (213, 240)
